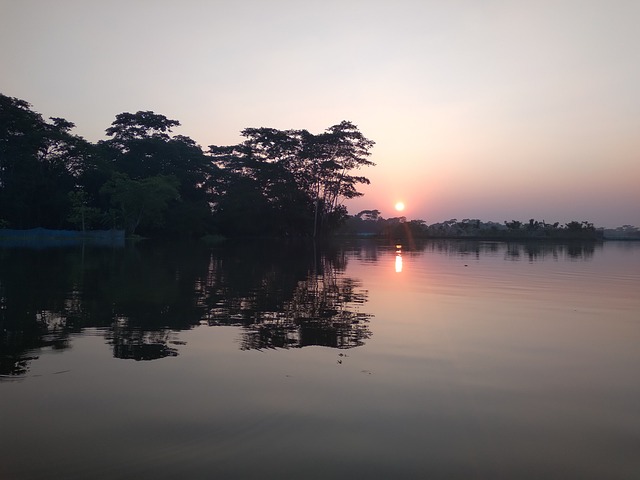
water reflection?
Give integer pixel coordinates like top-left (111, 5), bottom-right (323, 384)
top-left (2, 239), bottom-right (638, 480)
top-left (0, 239), bottom-right (607, 377)
top-left (412, 239), bottom-right (600, 261)
top-left (395, 244), bottom-right (403, 273)
top-left (0, 240), bottom-right (372, 376)
top-left (504, 241), bottom-right (597, 261)
top-left (342, 238), bottom-right (601, 268)
top-left (202, 245), bottom-right (372, 350)
top-left (107, 321), bottom-right (180, 361)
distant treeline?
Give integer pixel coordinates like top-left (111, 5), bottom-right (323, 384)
top-left (340, 212), bottom-right (640, 241)
top-left (0, 93), bottom-right (374, 238)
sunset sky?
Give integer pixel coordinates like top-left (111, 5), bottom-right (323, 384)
top-left (2, 0), bottom-right (638, 228)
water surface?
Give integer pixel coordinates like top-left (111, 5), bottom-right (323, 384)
top-left (1, 240), bottom-right (639, 479)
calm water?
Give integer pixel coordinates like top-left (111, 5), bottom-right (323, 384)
top-left (1, 239), bottom-right (639, 479)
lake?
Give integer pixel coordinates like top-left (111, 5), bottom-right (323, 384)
top-left (1, 239), bottom-right (639, 479)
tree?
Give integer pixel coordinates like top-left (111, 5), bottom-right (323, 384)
top-left (208, 128), bottom-right (314, 235)
top-left (0, 93), bottom-right (91, 228)
top-left (2, 93), bottom-right (378, 238)
top-left (208, 121), bottom-right (374, 237)
top-left (101, 173), bottom-right (180, 235)
top-left (357, 209), bottom-right (381, 221)
top-left (67, 190), bottom-right (101, 232)
top-left (102, 111), bottom-right (219, 236)
top-left (297, 121), bottom-right (375, 236)
top-left (103, 111), bottom-right (185, 178)
top-left (105, 111), bottom-right (180, 144)
top-left (505, 220), bottom-right (522, 231)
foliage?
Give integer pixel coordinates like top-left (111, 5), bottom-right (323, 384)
top-left (0, 93), bottom-right (91, 228)
top-left (602, 225), bottom-right (640, 240)
top-left (100, 173), bottom-right (180, 235)
top-left (339, 214), bottom-right (606, 241)
top-left (67, 190), bottom-right (102, 231)
top-left (1, 93), bottom-right (376, 238)
top-left (209, 121), bottom-right (375, 236)
top-left (5, 92), bottom-right (628, 242)
top-left (105, 111), bottom-right (180, 144)
top-left (357, 209), bottom-right (381, 221)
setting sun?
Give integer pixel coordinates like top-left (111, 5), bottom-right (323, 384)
top-left (395, 201), bottom-right (405, 212)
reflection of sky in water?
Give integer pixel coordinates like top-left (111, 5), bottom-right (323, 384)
top-left (1, 241), bottom-right (639, 479)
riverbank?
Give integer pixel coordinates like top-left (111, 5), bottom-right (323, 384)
top-left (0, 228), bottom-right (125, 247)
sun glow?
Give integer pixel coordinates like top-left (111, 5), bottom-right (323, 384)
top-left (395, 201), bottom-right (405, 212)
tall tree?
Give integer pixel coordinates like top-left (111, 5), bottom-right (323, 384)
top-left (211, 128), bottom-right (314, 235)
top-left (105, 111), bottom-right (180, 144)
top-left (0, 94), bottom-right (91, 228)
top-left (101, 111), bottom-right (219, 236)
top-left (298, 121), bottom-right (375, 235)
top-left (208, 121), bottom-right (374, 236)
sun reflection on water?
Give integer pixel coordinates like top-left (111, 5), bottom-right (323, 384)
top-left (395, 244), bottom-right (403, 273)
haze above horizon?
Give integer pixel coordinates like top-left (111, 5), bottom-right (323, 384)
top-left (2, 0), bottom-right (638, 228)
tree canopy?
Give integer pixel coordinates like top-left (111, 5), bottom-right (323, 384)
top-left (209, 121), bottom-right (375, 236)
top-left (0, 93), bottom-right (375, 237)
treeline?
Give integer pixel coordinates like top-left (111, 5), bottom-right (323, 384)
top-left (0, 93), bottom-right (374, 237)
top-left (341, 212), bottom-right (606, 240)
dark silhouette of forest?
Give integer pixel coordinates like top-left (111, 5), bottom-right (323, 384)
top-left (340, 213), bottom-right (608, 241)
top-left (3, 93), bottom-right (635, 242)
top-left (0, 93), bottom-right (374, 238)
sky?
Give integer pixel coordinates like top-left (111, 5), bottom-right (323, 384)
top-left (1, 0), bottom-right (638, 228)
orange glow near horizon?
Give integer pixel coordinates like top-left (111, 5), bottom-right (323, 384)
top-left (395, 201), bottom-right (405, 212)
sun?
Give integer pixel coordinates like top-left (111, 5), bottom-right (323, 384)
top-left (394, 201), bottom-right (405, 212)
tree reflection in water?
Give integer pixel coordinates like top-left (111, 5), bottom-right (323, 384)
top-left (0, 240), bottom-right (372, 376)
top-left (106, 322), bottom-right (180, 361)
top-left (0, 239), bottom-right (599, 376)
top-left (209, 270), bottom-right (371, 351)
top-left (419, 239), bottom-right (599, 262)
top-left (200, 241), bottom-right (372, 350)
